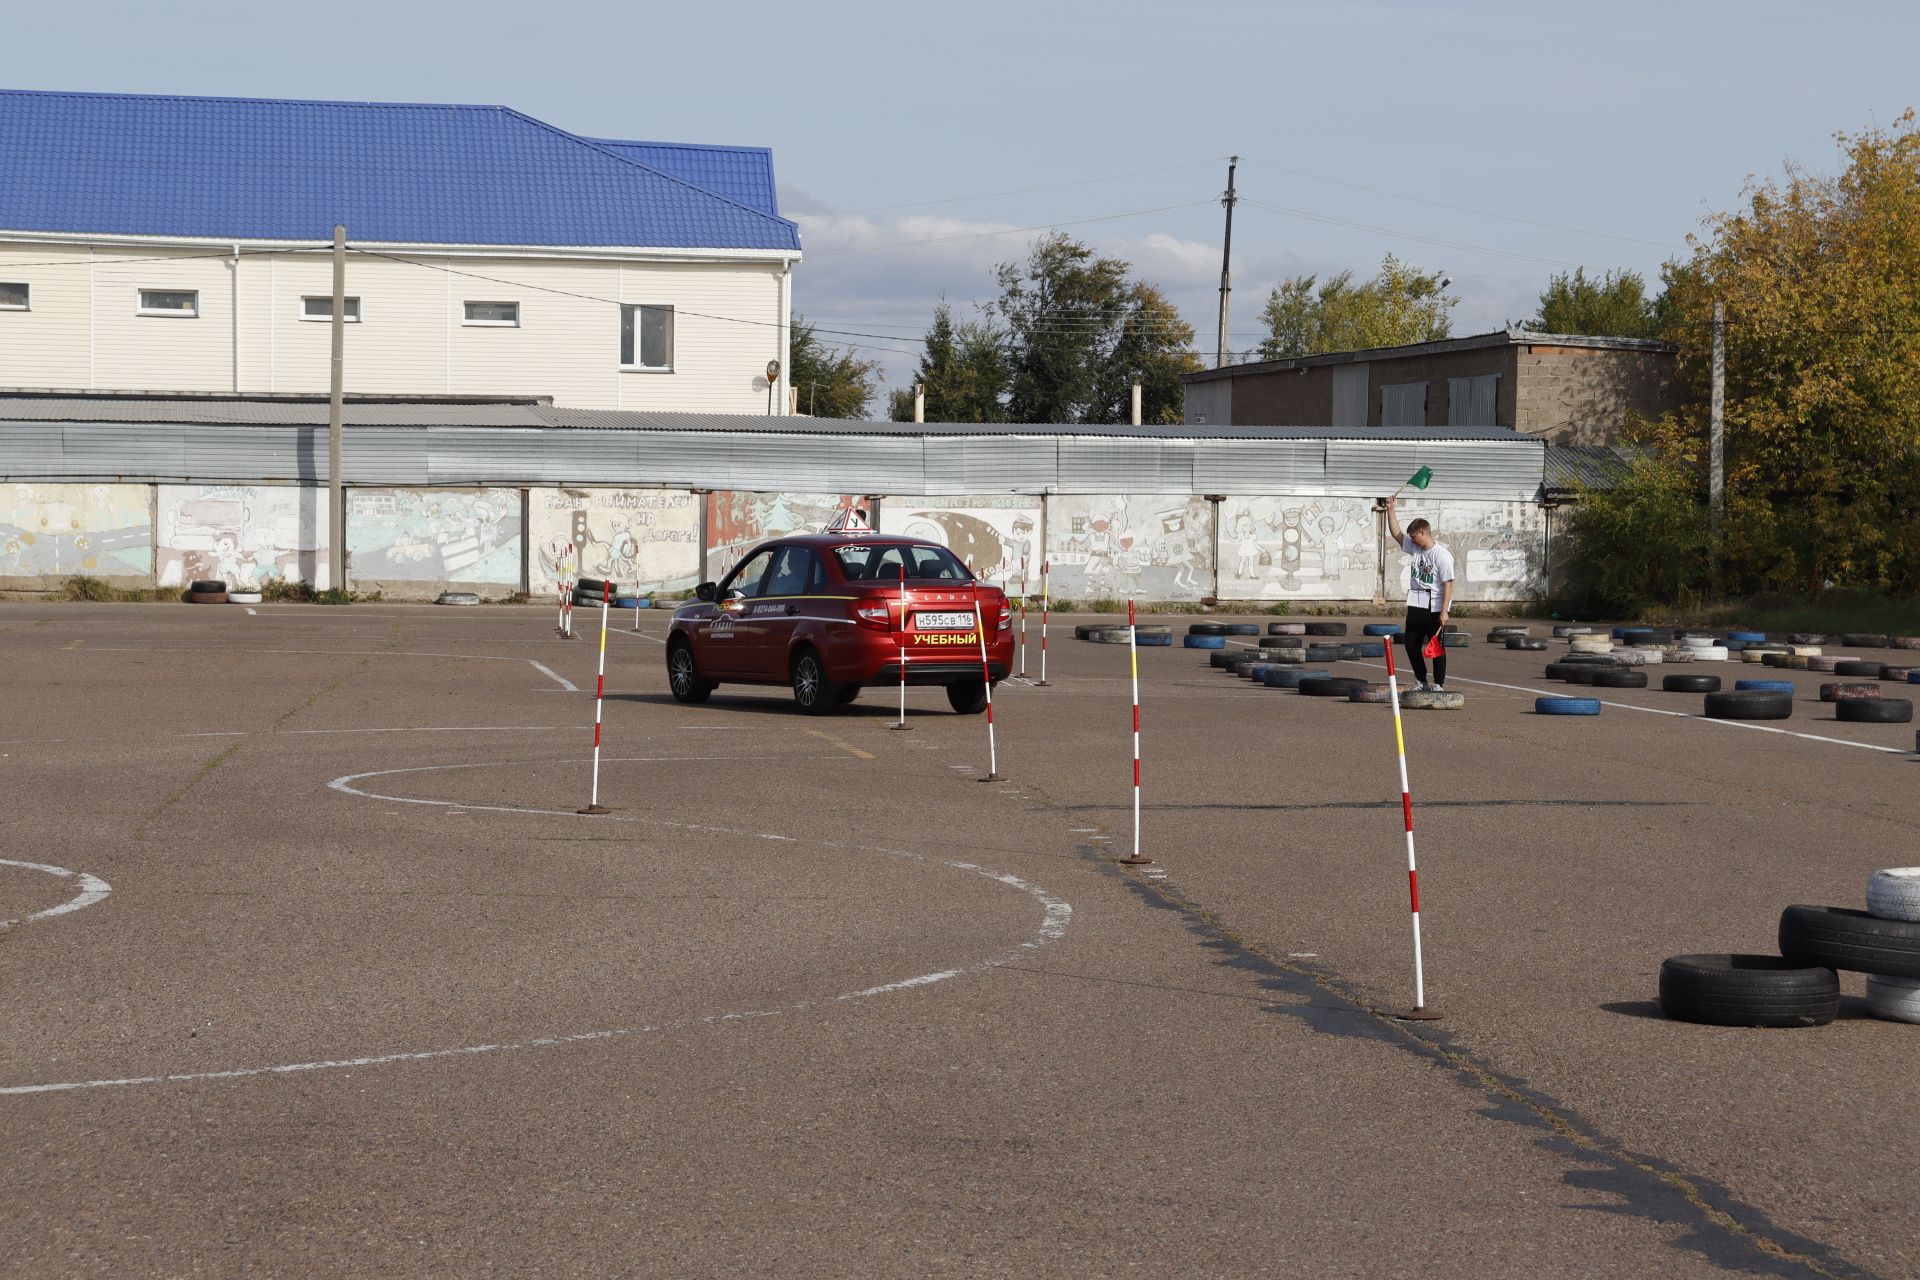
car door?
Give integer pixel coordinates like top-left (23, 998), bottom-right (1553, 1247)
top-left (705, 547), bottom-right (775, 677)
top-left (743, 545), bottom-right (816, 678)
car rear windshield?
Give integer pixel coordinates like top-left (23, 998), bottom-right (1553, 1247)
top-left (833, 543), bottom-right (972, 582)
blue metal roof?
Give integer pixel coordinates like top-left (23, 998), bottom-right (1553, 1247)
top-left (0, 88), bottom-right (800, 252)
top-left (585, 139), bottom-right (778, 217)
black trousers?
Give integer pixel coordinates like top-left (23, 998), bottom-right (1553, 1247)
top-left (1403, 605), bottom-right (1446, 685)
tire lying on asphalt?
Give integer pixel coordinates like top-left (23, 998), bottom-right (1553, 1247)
top-left (1834, 659), bottom-right (1883, 677)
top-left (1303, 621), bottom-right (1348, 636)
top-left (1552, 625), bottom-right (1593, 638)
top-left (1073, 624), bottom-right (1105, 639)
top-left (1779, 904), bottom-right (1920, 978)
top-left (1892, 636), bottom-right (1920, 650)
top-left (1188, 622), bottom-right (1228, 636)
top-left (1184, 634), bottom-right (1226, 649)
top-left (1819, 681), bottom-right (1881, 702)
top-left (1263, 667), bottom-right (1328, 688)
top-left (1297, 676), bottom-right (1368, 697)
top-left (1402, 689), bottom-right (1465, 710)
top-left (185, 590), bottom-right (229, 604)
top-left (1663, 673), bottom-right (1722, 693)
top-left (1536, 695), bottom-right (1600, 715)
top-left (1137, 632), bottom-right (1173, 647)
top-left (1868, 868), bottom-right (1920, 922)
top-left (1842, 633), bottom-right (1890, 648)
top-left (1657, 954), bottom-right (1839, 1028)
top-left (435, 591), bottom-right (481, 606)
top-left (1262, 646), bottom-right (1307, 663)
top-left (1788, 632), bottom-right (1827, 645)
top-left (1836, 697), bottom-right (1913, 723)
top-left (1225, 623), bottom-right (1261, 636)
top-left (1488, 626), bottom-right (1530, 639)
top-left (1693, 646), bottom-right (1730, 661)
top-left (1866, 974), bottom-right (1920, 1024)
top-left (1506, 637), bottom-right (1549, 650)
top-left (1209, 650), bottom-right (1241, 669)
top-left (226, 590), bottom-right (264, 605)
top-left (1348, 683), bottom-right (1394, 703)
top-left (188, 579), bottom-right (228, 594)
top-left (1086, 627), bottom-right (1134, 644)
top-left (1352, 640), bottom-right (1386, 657)
top-left (1305, 644), bottom-right (1342, 661)
top-left (1562, 666), bottom-right (1601, 685)
top-left (1735, 678), bottom-right (1794, 692)
top-left (1705, 690), bottom-right (1793, 719)
top-left (1728, 630), bottom-right (1767, 643)
top-left (1590, 669), bottom-right (1648, 688)
top-left (1544, 662), bottom-right (1581, 681)
top-left (1440, 632), bottom-right (1471, 647)
top-left (1363, 623), bottom-right (1401, 636)
top-left (1268, 622), bottom-right (1306, 635)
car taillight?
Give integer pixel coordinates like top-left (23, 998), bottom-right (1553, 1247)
top-left (855, 603), bottom-right (890, 629)
top-left (997, 607), bottom-right (1012, 630)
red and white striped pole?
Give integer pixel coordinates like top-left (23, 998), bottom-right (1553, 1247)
top-left (1017, 556), bottom-right (1029, 678)
top-left (1119, 597), bottom-right (1150, 865)
top-left (578, 579), bottom-right (613, 815)
top-left (1034, 560), bottom-right (1051, 687)
top-left (972, 573), bottom-right (1001, 781)
top-left (891, 562), bottom-right (912, 732)
top-left (1382, 640), bottom-right (1438, 1019)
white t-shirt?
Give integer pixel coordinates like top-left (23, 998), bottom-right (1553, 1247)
top-left (1401, 535), bottom-right (1456, 611)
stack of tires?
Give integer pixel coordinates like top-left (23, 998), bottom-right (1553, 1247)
top-left (185, 578), bottom-right (228, 604)
top-left (1660, 868), bottom-right (1920, 1027)
top-left (573, 577), bottom-right (620, 607)
top-left (1184, 622), bottom-right (1227, 650)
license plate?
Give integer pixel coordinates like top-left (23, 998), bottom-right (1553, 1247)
top-left (915, 611), bottom-right (976, 631)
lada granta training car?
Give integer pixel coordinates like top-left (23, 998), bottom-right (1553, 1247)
top-left (666, 531), bottom-right (1014, 714)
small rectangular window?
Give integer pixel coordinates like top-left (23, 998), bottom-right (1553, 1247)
top-left (139, 289), bottom-right (198, 317)
top-left (301, 295), bottom-right (361, 322)
top-left (464, 300), bottom-right (520, 327)
top-left (620, 304), bottom-right (674, 370)
top-left (0, 282), bottom-right (28, 310)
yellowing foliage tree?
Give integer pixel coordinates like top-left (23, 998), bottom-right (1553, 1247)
top-left (1654, 111), bottom-right (1920, 594)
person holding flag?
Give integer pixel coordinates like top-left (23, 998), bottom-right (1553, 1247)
top-left (1385, 486), bottom-right (1455, 692)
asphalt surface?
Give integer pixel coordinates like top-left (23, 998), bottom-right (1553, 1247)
top-left (2, 603), bottom-right (1915, 1278)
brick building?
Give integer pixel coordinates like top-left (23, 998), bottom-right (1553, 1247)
top-left (1180, 329), bottom-right (1679, 445)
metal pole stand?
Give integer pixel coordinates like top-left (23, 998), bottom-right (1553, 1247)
top-left (1117, 597), bottom-right (1151, 865)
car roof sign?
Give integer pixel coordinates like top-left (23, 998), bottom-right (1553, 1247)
top-left (825, 507), bottom-right (872, 533)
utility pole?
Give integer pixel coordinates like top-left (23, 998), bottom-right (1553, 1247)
top-left (1710, 299), bottom-right (1726, 545)
top-left (913, 383), bottom-right (925, 424)
top-left (1130, 380), bottom-right (1142, 427)
top-left (328, 225), bottom-right (345, 593)
top-left (1216, 156), bottom-right (1238, 370)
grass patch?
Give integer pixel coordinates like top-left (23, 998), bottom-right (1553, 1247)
top-left (57, 575), bottom-right (178, 603)
top-left (257, 580), bottom-right (381, 605)
top-left (1658, 590), bottom-right (1918, 636)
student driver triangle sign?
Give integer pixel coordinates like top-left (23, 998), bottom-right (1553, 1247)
top-left (826, 506), bottom-right (872, 533)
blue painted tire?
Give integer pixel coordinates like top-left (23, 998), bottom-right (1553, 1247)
top-left (1536, 696), bottom-right (1601, 716)
top-left (1262, 668), bottom-right (1329, 688)
top-left (1353, 640), bottom-right (1386, 657)
top-left (1305, 644), bottom-right (1342, 661)
top-left (1224, 623), bottom-right (1260, 636)
top-left (1137, 632), bottom-right (1172, 647)
top-left (614, 595), bottom-right (644, 609)
top-left (1729, 631), bottom-right (1767, 643)
top-left (1363, 623), bottom-right (1401, 636)
top-left (1736, 679), bottom-right (1795, 693)
top-left (1909, 670), bottom-right (1920, 684)
top-left (1184, 634), bottom-right (1226, 649)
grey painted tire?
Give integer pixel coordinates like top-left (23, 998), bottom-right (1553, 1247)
top-left (1403, 689), bottom-right (1465, 710)
top-left (1865, 974), bottom-right (1920, 1024)
top-left (1819, 682), bottom-right (1881, 702)
top-left (1866, 868), bottom-right (1920, 923)
top-left (1552, 625), bottom-right (1593, 637)
top-left (1085, 627), bottom-right (1134, 644)
top-left (436, 591), bottom-right (481, 606)
top-left (1506, 637), bottom-right (1549, 650)
top-left (1268, 623), bottom-right (1306, 635)
top-left (1348, 683), bottom-right (1393, 703)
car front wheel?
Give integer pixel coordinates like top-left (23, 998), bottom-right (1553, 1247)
top-left (667, 642), bottom-right (714, 704)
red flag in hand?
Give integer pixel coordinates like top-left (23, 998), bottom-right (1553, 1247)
top-left (1422, 632), bottom-right (1445, 660)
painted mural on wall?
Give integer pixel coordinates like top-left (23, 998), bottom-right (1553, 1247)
top-left (530, 488), bottom-right (701, 592)
top-left (1044, 495), bottom-right (1212, 602)
top-left (705, 491), bottom-right (858, 581)
top-left (347, 488), bottom-right (522, 585)
top-left (879, 496), bottom-right (1041, 592)
top-left (1387, 498), bottom-right (1545, 601)
top-left (156, 485), bottom-right (329, 588)
top-left (1217, 497), bottom-right (1379, 599)
top-left (0, 483), bottom-right (152, 579)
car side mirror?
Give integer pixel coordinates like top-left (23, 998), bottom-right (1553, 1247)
top-left (695, 582), bottom-right (716, 602)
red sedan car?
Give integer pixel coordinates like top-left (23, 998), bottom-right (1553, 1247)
top-left (666, 531), bottom-right (1015, 714)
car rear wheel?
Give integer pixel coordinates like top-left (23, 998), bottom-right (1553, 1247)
top-left (791, 649), bottom-right (838, 715)
top-left (946, 679), bottom-right (988, 715)
top-left (667, 642), bottom-right (714, 704)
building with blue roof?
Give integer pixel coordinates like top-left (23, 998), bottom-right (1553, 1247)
top-left (0, 88), bottom-right (803, 413)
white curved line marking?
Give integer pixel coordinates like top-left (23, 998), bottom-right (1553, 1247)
top-left (0, 859), bottom-right (111, 932)
top-left (2, 761), bottom-right (1069, 1097)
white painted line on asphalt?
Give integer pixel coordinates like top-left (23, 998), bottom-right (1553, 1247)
top-left (612, 629), bottom-right (666, 645)
top-left (2, 760), bottom-right (1073, 1097)
top-left (245, 608), bottom-right (257, 616)
top-left (0, 859), bottom-right (111, 932)
top-left (526, 661), bottom-right (577, 692)
top-left (1343, 660), bottom-right (1909, 756)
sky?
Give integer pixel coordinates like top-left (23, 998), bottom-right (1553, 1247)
top-left (7, 0), bottom-right (1919, 396)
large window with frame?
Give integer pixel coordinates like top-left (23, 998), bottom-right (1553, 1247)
top-left (0, 282), bottom-right (28, 310)
top-left (620, 303), bottom-right (674, 369)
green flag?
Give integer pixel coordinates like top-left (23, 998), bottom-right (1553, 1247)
top-left (1407, 465), bottom-right (1434, 490)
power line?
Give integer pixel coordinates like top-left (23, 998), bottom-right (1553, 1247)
top-left (808, 157), bottom-right (1228, 217)
top-left (1239, 198), bottom-right (1581, 269)
top-left (803, 201), bottom-right (1218, 257)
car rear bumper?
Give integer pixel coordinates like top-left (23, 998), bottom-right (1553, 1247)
top-left (825, 629), bottom-right (1014, 686)
top-left (870, 660), bottom-right (1010, 686)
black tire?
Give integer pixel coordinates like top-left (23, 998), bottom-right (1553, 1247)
top-left (1780, 905), bottom-right (1920, 978)
top-left (188, 579), bottom-right (228, 594)
top-left (1836, 697), bottom-right (1913, 723)
top-left (1662, 674), bottom-right (1721, 693)
top-left (1303, 621), bottom-right (1348, 636)
top-left (1544, 662), bottom-right (1579, 681)
top-left (1657, 954), bottom-right (1839, 1028)
top-left (1506, 637), bottom-right (1549, 650)
top-left (790, 649), bottom-right (837, 715)
top-left (1335, 644), bottom-right (1363, 660)
top-left (1704, 690), bottom-right (1792, 720)
top-left (576, 577), bottom-right (612, 593)
top-left (1833, 660), bottom-right (1882, 677)
top-left (1440, 633), bottom-right (1471, 648)
top-left (666, 641), bottom-right (714, 704)
top-left (1209, 651), bottom-right (1241, 670)
top-left (946, 679), bottom-right (988, 715)
top-left (1563, 666), bottom-right (1600, 685)
top-left (1297, 676), bottom-right (1367, 697)
top-left (1562, 654), bottom-right (1620, 665)
top-left (1188, 622), bottom-right (1227, 636)
top-left (1590, 669), bottom-right (1648, 688)
top-left (1842, 633), bottom-right (1889, 649)
top-left (834, 684), bottom-right (861, 705)
top-left (1304, 644), bottom-right (1342, 661)
top-left (185, 590), bottom-right (229, 605)
top-left (1224, 623), bottom-right (1260, 636)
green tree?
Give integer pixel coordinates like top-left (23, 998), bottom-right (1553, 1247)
top-left (994, 232), bottom-right (1200, 423)
top-left (1256, 255), bottom-right (1455, 359)
top-left (1529, 267), bottom-right (1659, 338)
top-left (890, 302), bottom-right (1010, 422)
top-left (788, 315), bottom-right (880, 418)
top-left (1649, 109), bottom-right (1920, 595)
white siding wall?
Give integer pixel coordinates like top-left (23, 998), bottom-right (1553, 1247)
top-left (0, 239), bottom-right (790, 412)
